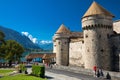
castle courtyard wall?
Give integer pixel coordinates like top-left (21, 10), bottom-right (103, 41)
top-left (110, 35), bottom-right (120, 71)
top-left (113, 20), bottom-right (120, 33)
top-left (69, 41), bottom-right (84, 67)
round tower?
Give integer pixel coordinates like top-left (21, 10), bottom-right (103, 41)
top-left (53, 24), bottom-right (70, 66)
top-left (82, 1), bottom-right (114, 70)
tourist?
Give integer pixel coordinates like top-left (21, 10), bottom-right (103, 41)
top-left (93, 65), bottom-right (97, 77)
top-left (99, 69), bottom-right (104, 77)
top-left (106, 72), bottom-right (111, 80)
top-left (96, 68), bottom-right (100, 77)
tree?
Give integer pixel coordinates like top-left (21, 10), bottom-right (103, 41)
top-left (0, 40), bottom-right (24, 66)
top-left (0, 31), bottom-right (5, 45)
top-left (0, 31), bottom-right (5, 62)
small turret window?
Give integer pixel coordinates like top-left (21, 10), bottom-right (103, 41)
top-left (101, 49), bottom-right (104, 52)
top-left (85, 34), bottom-right (88, 38)
top-left (82, 41), bottom-right (84, 44)
top-left (107, 34), bottom-right (109, 38)
top-left (87, 49), bottom-right (89, 52)
top-left (99, 35), bottom-right (101, 38)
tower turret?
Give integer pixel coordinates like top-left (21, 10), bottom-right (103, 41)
top-left (82, 1), bottom-right (114, 70)
top-left (53, 24), bottom-right (70, 66)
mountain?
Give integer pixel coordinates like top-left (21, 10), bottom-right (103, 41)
top-left (0, 26), bottom-right (40, 49)
top-left (38, 42), bottom-right (53, 50)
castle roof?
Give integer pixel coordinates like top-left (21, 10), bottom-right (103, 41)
top-left (71, 32), bottom-right (83, 38)
top-left (56, 24), bottom-right (71, 34)
top-left (83, 1), bottom-right (114, 18)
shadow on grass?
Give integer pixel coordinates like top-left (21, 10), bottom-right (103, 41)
top-left (45, 76), bottom-right (54, 79)
top-left (26, 74), bottom-right (54, 79)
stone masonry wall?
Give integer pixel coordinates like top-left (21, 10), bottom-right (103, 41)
top-left (69, 41), bottom-right (84, 67)
top-left (113, 20), bottom-right (120, 33)
top-left (82, 15), bottom-right (113, 70)
top-left (110, 35), bottom-right (120, 71)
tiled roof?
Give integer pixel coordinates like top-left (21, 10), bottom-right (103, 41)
top-left (56, 24), bottom-right (71, 34)
top-left (83, 1), bottom-right (114, 18)
top-left (70, 32), bottom-right (83, 38)
top-left (25, 53), bottom-right (56, 60)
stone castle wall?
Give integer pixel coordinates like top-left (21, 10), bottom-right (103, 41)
top-left (53, 33), bottom-right (70, 66)
top-left (82, 15), bottom-right (113, 70)
top-left (112, 20), bottom-right (120, 71)
top-left (113, 20), bottom-right (120, 33)
top-left (69, 39), bottom-right (84, 67)
top-left (110, 35), bottom-right (120, 71)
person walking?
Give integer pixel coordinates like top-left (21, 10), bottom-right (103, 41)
top-left (96, 68), bottom-right (100, 77)
top-left (93, 65), bottom-right (97, 77)
top-left (99, 69), bottom-right (104, 77)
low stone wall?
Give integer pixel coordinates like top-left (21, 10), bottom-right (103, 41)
top-left (53, 65), bottom-right (120, 80)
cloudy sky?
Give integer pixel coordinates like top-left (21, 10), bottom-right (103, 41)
top-left (0, 0), bottom-right (120, 43)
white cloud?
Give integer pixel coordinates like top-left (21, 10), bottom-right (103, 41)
top-left (21, 32), bottom-right (52, 44)
top-left (39, 40), bottom-right (53, 44)
top-left (21, 32), bottom-right (38, 44)
top-left (21, 32), bottom-right (29, 36)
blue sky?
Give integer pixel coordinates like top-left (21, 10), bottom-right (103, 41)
top-left (0, 0), bottom-right (120, 43)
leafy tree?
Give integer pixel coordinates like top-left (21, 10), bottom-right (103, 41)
top-left (0, 40), bottom-right (24, 66)
top-left (0, 31), bottom-right (5, 61)
top-left (0, 31), bottom-right (5, 45)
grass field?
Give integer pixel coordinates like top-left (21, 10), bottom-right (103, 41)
top-left (0, 69), bottom-right (14, 76)
top-left (0, 74), bottom-right (47, 80)
top-left (0, 69), bottom-right (47, 80)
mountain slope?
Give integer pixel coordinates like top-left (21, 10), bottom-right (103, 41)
top-left (38, 43), bottom-right (53, 50)
top-left (0, 26), bottom-right (40, 49)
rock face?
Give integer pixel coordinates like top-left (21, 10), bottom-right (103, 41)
top-left (0, 26), bottom-right (40, 49)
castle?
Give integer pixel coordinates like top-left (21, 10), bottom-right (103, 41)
top-left (53, 1), bottom-right (120, 71)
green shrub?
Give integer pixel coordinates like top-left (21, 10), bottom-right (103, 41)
top-left (32, 65), bottom-right (45, 78)
top-left (19, 64), bottom-right (26, 72)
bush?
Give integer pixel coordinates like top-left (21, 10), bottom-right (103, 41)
top-left (19, 64), bottom-right (27, 73)
top-left (32, 65), bottom-right (45, 78)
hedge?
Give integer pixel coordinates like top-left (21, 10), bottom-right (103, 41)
top-left (32, 65), bottom-right (45, 78)
top-left (19, 64), bottom-right (27, 73)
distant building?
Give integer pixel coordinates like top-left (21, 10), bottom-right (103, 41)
top-left (53, 1), bottom-right (120, 71)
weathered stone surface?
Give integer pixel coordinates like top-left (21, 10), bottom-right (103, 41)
top-left (113, 20), bottom-right (120, 33)
top-left (69, 41), bottom-right (84, 67)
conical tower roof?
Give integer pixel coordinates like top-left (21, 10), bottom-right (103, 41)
top-left (56, 24), bottom-right (71, 34)
top-left (83, 1), bottom-right (114, 18)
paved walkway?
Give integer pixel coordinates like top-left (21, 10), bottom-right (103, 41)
top-left (27, 67), bottom-right (106, 80)
top-left (45, 68), bottom-right (106, 80)
top-left (46, 71), bottom-right (81, 80)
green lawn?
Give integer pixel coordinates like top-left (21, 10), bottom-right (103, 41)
top-left (0, 69), bottom-right (47, 80)
top-left (0, 69), bottom-right (14, 76)
top-left (0, 74), bottom-right (47, 80)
